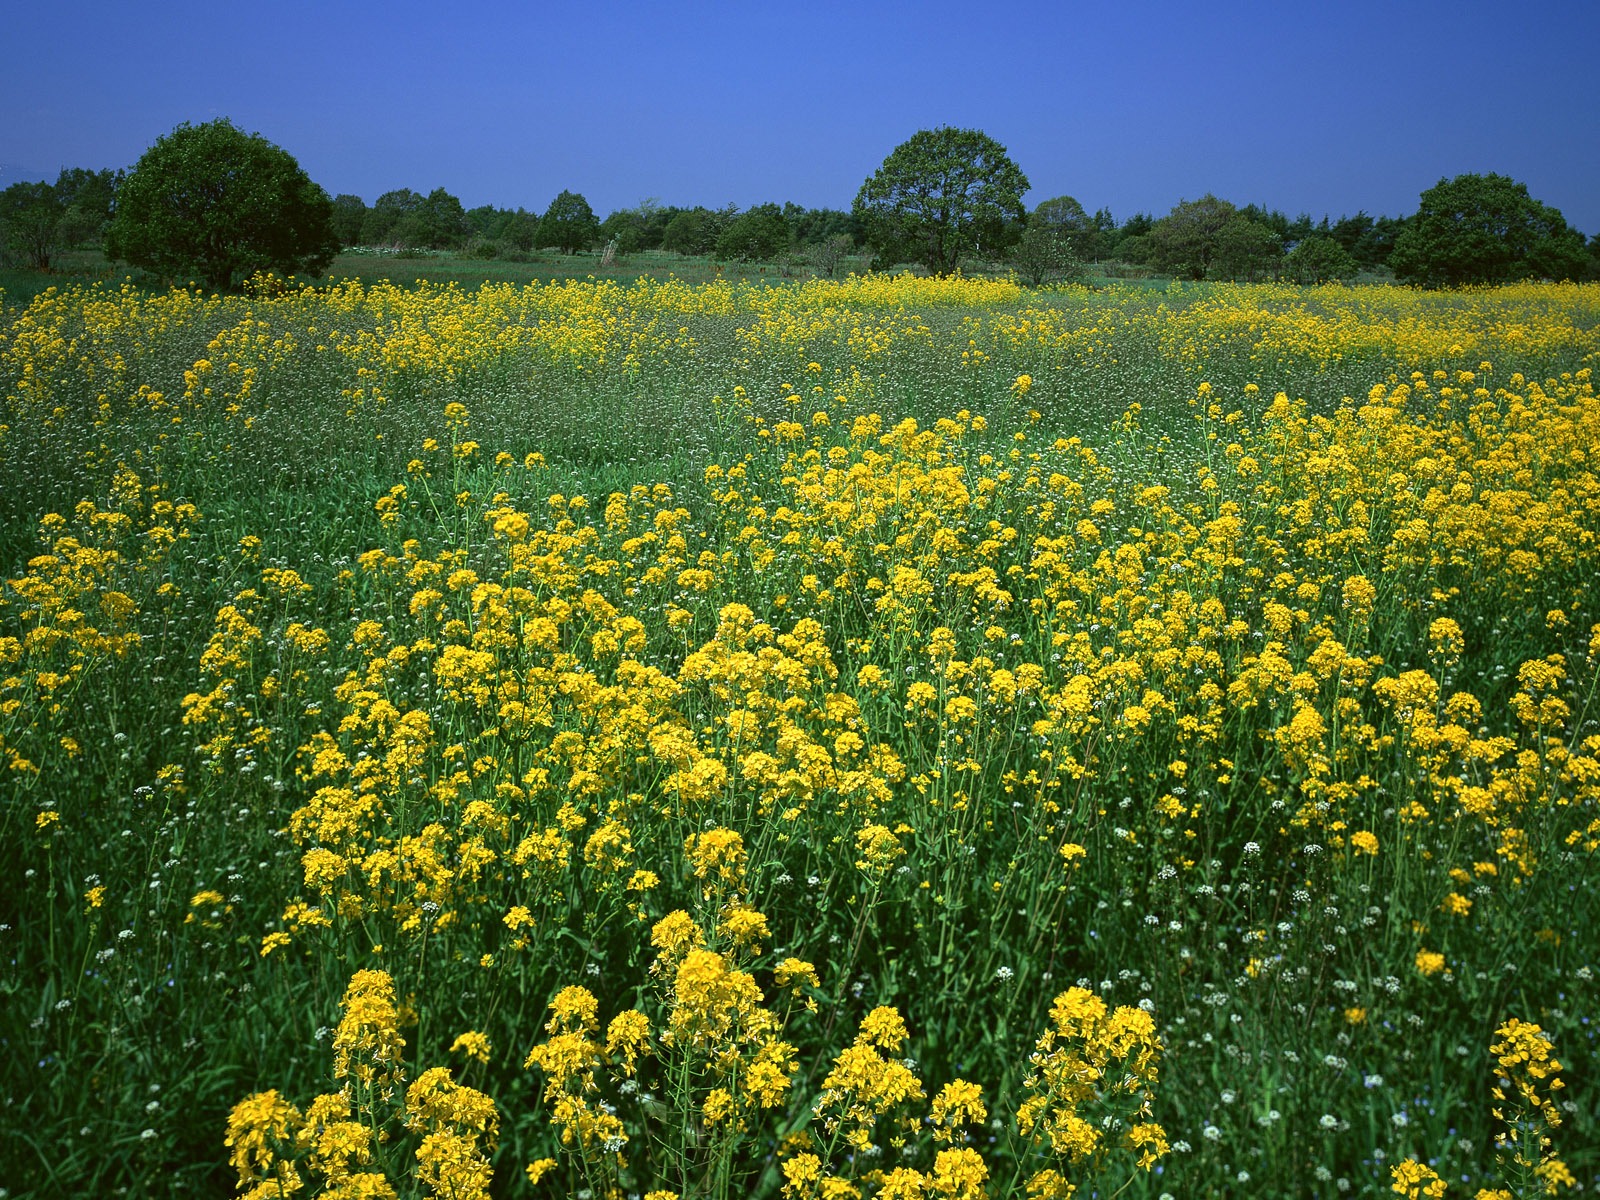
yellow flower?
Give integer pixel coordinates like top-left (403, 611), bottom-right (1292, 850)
top-left (525, 1157), bottom-right (558, 1185)
top-left (1390, 1158), bottom-right (1447, 1198)
top-left (605, 1009), bottom-right (651, 1075)
top-left (260, 932), bottom-right (291, 957)
top-left (929, 1080), bottom-right (986, 1141)
top-left (449, 1030), bottom-right (492, 1064)
top-left (1415, 949), bottom-right (1446, 977)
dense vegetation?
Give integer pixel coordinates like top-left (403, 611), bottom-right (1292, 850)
top-left (7, 123), bottom-right (1600, 289)
top-left (3, 274), bottom-right (1597, 1198)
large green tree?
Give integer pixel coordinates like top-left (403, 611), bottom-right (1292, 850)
top-left (1144, 195), bottom-right (1283, 280)
top-left (105, 119), bottom-right (338, 289)
top-left (1389, 173), bottom-right (1587, 287)
top-left (853, 127), bottom-right (1030, 275)
top-left (535, 190), bottom-right (600, 254)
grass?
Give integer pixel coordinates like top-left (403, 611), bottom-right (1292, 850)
top-left (1, 274), bottom-right (1597, 1199)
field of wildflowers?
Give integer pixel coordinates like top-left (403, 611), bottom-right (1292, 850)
top-left (2, 274), bottom-right (1597, 1199)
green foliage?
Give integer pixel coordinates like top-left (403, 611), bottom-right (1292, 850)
top-left (1146, 195), bottom-right (1282, 280)
top-left (853, 127), bottom-right (1030, 275)
top-left (399, 188), bottom-right (471, 250)
top-left (361, 188), bottom-right (422, 246)
top-left (329, 194), bottom-right (368, 247)
top-left (1011, 221), bottom-right (1085, 287)
top-left (0, 181), bottom-right (67, 270)
top-left (51, 167), bottom-right (120, 247)
top-left (1209, 214), bottom-right (1282, 281)
top-left (715, 203), bottom-right (790, 261)
top-left (1285, 234), bottom-right (1359, 284)
top-left (1031, 195), bottom-right (1105, 262)
top-left (662, 206), bottom-right (732, 256)
top-left (535, 190), bottom-right (600, 254)
top-left (805, 233), bottom-right (855, 278)
top-left (1390, 173), bottom-right (1588, 287)
top-left (785, 204), bottom-right (857, 249)
top-left (104, 119), bottom-right (338, 290)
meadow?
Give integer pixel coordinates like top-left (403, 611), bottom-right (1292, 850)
top-left (1, 273), bottom-right (1597, 1200)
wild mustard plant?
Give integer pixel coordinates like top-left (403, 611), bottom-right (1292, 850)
top-left (4, 275), bottom-right (1598, 1196)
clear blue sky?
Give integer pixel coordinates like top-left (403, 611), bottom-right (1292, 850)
top-left (5, 0), bottom-right (1598, 233)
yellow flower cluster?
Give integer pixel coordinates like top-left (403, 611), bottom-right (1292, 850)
top-left (1016, 987), bottom-right (1167, 1186)
top-left (226, 969), bottom-right (495, 1200)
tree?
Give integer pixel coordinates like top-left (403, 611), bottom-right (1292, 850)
top-left (1011, 224), bottom-right (1084, 287)
top-left (1390, 173), bottom-right (1588, 287)
top-left (661, 206), bottom-right (737, 256)
top-left (1284, 235), bottom-right (1359, 284)
top-left (500, 209), bottom-right (539, 253)
top-left (536, 191), bottom-right (600, 254)
top-left (362, 188), bottom-right (422, 245)
top-left (1210, 216), bottom-right (1282, 281)
top-left (330, 194), bottom-right (368, 246)
top-left (853, 127), bottom-right (1030, 275)
top-left (1030, 195), bottom-right (1103, 261)
top-left (53, 167), bottom-right (120, 246)
top-left (1011, 201), bottom-right (1088, 287)
top-left (396, 188), bottom-right (470, 250)
top-left (805, 234), bottom-right (855, 279)
top-left (105, 119), bottom-right (338, 289)
top-left (715, 203), bottom-right (790, 261)
top-left (600, 199), bottom-right (669, 255)
top-left (0, 181), bottom-right (67, 269)
top-left (1144, 195), bottom-right (1242, 279)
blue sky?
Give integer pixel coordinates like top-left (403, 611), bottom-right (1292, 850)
top-left (5, 0), bottom-right (1598, 232)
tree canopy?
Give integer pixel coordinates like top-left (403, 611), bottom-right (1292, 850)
top-left (536, 191), bottom-right (600, 254)
top-left (715, 203), bottom-right (789, 261)
top-left (105, 119), bottom-right (338, 289)
top-left (853, 128), bottom-right (1030, 276)
top-left (1390, 173), bottom-right (1588, 287)
top-left (1, 182), bottom-right (67, 270)
top-left (1143, 195), bottom-right (1282, 280)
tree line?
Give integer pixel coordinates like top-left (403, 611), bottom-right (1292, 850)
top-left (326, 189), bottom-right (860, 265)
top-left (4, 119), bottom-right (1597, 290)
